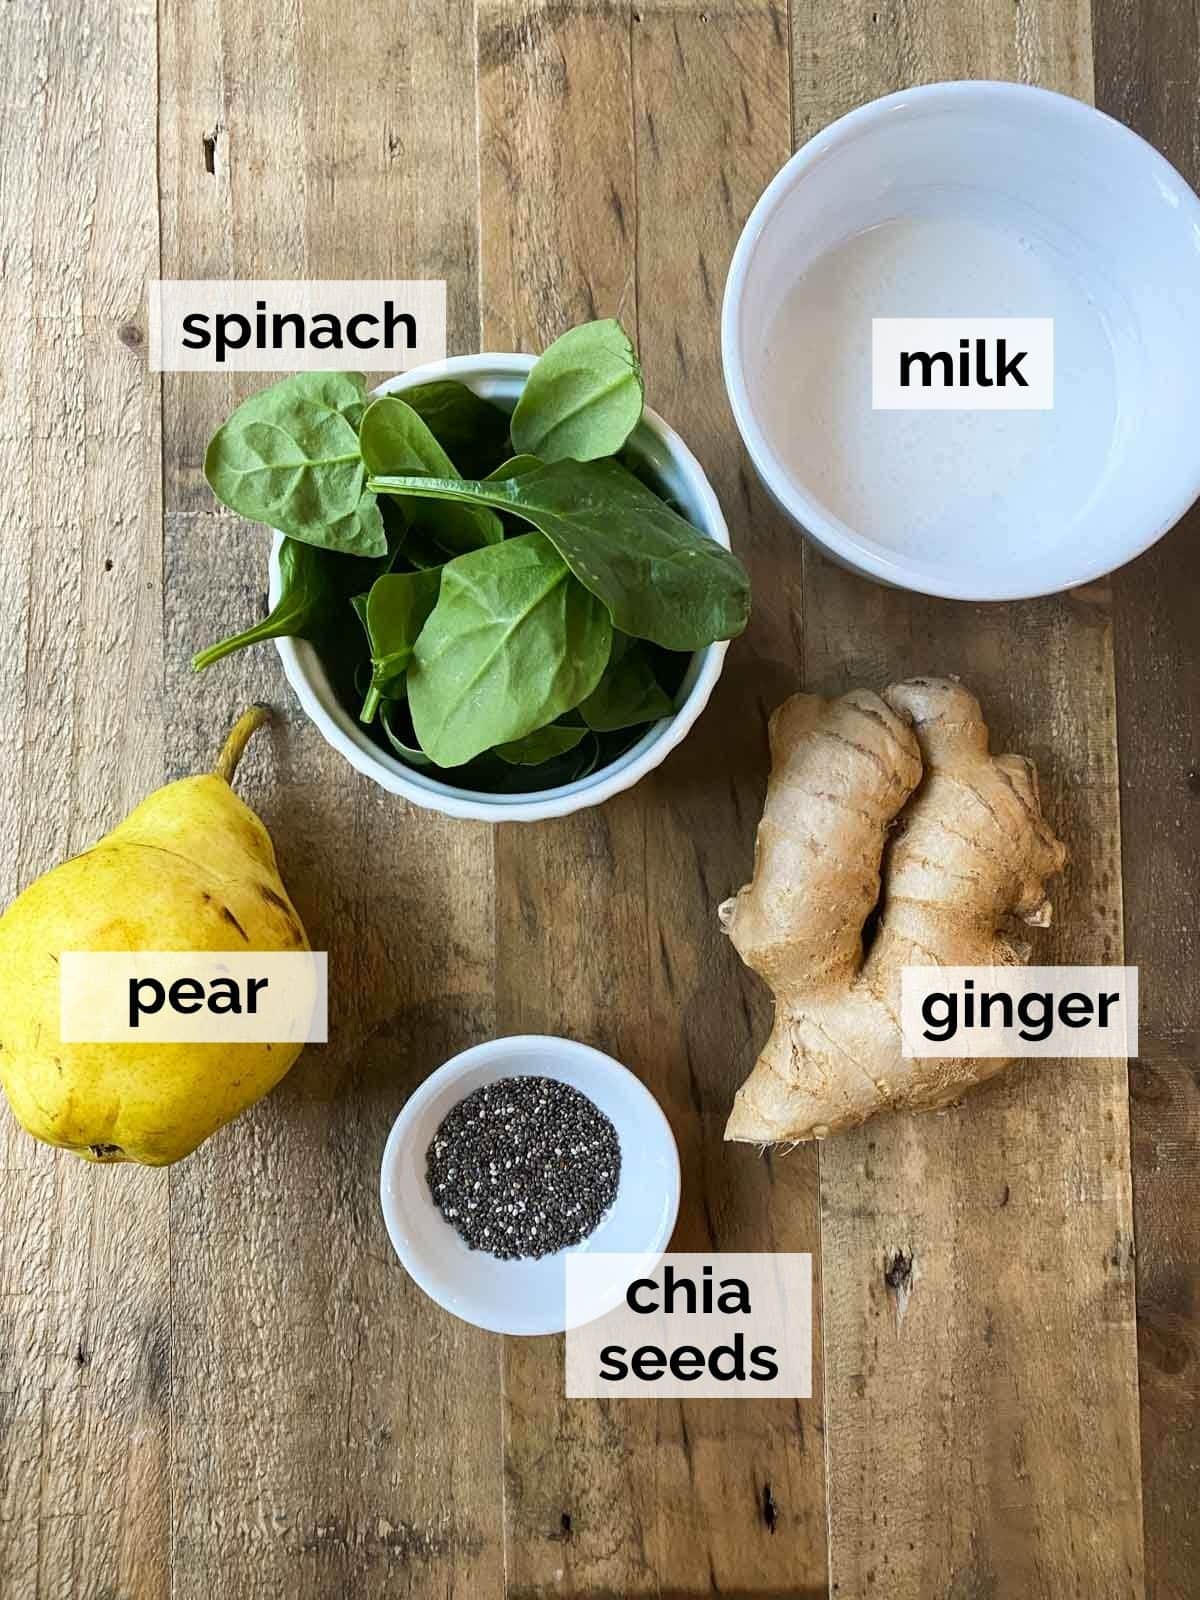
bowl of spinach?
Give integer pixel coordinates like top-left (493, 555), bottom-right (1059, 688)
top-left (196, 320), bottom-right (749, 821)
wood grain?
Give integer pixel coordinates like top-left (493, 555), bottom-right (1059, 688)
top-left (157, 2), bottom-right (501, 1596)
top-left (0, 1), bottom-right (170, 1596)
top-left (1092, 1), bottom-right (1200, 1590)
top-left (479, 0), bottom-right (828, 1592)
top-left (788, 5), bottom-right (1145, 1597)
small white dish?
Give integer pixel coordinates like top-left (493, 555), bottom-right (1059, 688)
top-left (379, 1035), bottom-right (681, 1336)
top-left (272, 353), bottom-right (732, 823)
top-left (722, 80), bottom-right (1200, 600)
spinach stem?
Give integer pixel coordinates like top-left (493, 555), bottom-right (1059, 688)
top-left (359, 685), bottom-right (382, 725)
top-left (192, 615), bottom-right (295, 671)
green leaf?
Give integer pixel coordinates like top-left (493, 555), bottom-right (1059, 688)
top-left (378, 702), bottom-right (608, 792)
top-left (360, 394), bottom-right (461, 479)
top-left (398, 380), bottom-right (513, 479)
top-left (366, 458), bottom-right (750, 650)
top-left (380, 701), bottom-right (511, 785)
top-left (497, 729), bottom-right (602, 787)
top-left (511, 319), bottom-right (644, 463)
top-left (380, 700), bottom-right (436, 767)
top-left (496, 720), bottom-right (588, 766)
top-left (393, 527), bottom-right (448, 571)
top-left (485, 454), bottom-right (543, 482)
top-left (407, 532), bottom-right (613, 767)
top-left (191, 538), bottom-right (323, 671)
top-left (362, 395), bottom-right (503, 555)
top-left (358, 569), bottom-right (442, 723)
top-left (579, 637), bottom-right (675, 730)
top-left (204, 372), bottom-right (386, 557)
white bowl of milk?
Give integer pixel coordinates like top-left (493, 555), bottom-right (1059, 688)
top-left (722, 81), bottom-right (1200, 600)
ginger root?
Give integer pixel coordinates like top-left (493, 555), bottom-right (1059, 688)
top-left (720, 677), bottom-right (1067, 1143)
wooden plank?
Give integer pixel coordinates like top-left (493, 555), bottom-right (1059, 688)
top-left (478, 16), bottom-right (660, 1594)
top-left (1126, 1041), bottom-right (1200, 1600)
top-left (787, 6), bottom-right (1146, 1597)
top-left (1091, 2), bottom-right (1200, 1589)
top-left (632, 2), bottom-right (830, 1590)
top-left (156, 3), bottom-right (502, 1596)
top-left (0, 1), bottom-right (170, 1596)
top-left (478, 1), bottom-right (828, 1593)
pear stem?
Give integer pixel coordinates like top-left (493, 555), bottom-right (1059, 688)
top-left (214, 704), bottom-right (271, 785)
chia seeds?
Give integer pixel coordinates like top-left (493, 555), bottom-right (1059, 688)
top-left (426, 1075), bottom-right (621, 1260)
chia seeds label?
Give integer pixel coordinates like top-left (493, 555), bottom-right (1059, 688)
top-left (565, 1254), bottom-right (813, 1398)
top-left (426, 1076), bottom-right (621, 1260)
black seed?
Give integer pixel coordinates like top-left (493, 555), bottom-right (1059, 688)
top-left (425, 1076), bottom-right (621, 1260)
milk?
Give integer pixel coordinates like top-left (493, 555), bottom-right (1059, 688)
top-left (755, 218), bottom-right (1120, 566)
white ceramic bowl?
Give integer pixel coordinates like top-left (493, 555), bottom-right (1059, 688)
top-left (722, 81), bottom-right (1200, 600)
top-left (271, 354), bottom-right (731, 822)
top-left (379, 1035), bottom-right (680, 1336)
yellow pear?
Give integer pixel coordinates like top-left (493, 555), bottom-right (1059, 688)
top-left (0, 707), bottom-right (309, 1165)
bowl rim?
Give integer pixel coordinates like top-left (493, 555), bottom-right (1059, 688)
top-left (273, 352), bottom-right (732, 822)
top-left (721, 78), bottom-right (1200, 602)
top-left (378, 1033), bottom-right (682, 1336)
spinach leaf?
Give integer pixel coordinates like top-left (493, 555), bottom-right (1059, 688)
top-left (645, 640), bottom-right (692, 700)
top-left (469, 730), bottom-right (601, 790)
top-left (192, 538), bottom-right (328, 671)
top-left (580, 636), bottom-right (674, 730)
top-left (398, 380), bottom-right (513, 479)
top-left (360, 396), bottom-right (502, 554)
top-left (194, 537), bottom-right (391, 672)
top-left (204, 371), bottom-right (386, 557)
top-left (309, 573), bottom-right (380, 710)
top-left (486, 454), bottom-right (542, 481)
top-left (360, 395), bottom-right (453, 477)
top-left (378, 700), bottom-right (606, 792)
top-left (392, 527), bottom-right (448, 571)
top-left (366, 458), bottom-right (750, 650)
top-left (511, 319), bottom-right (643, 463)
top-left (407, 532), bottom-right (613, 767)
top-left (380, 700), bottom-right (436, 767)
top-left (484, 456), bottom-right (545, 538)
top-left (380, 701), bottom-right (530, 787)
top-left (503, 729), bottom-right (601, 787)
top-left (496, 720), bottom-right (588, 765)
top-left (358, 569), bottom-right (441, 723)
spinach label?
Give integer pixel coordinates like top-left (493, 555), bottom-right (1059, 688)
top-left (204, 372), bottom-right (386, 557)
top-left (511, 320), bottom-right (643, 463)
top-left (408, 533), bottom-right (613, 767)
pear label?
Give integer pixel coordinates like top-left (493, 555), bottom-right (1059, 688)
top-left (59, 952), bottom-right (328, 1045)
top-left (128, 973), bottom-right (271, 1028)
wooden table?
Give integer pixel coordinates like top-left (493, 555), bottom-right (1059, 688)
top-left (2, 1), bottom-right (1197, 1595)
